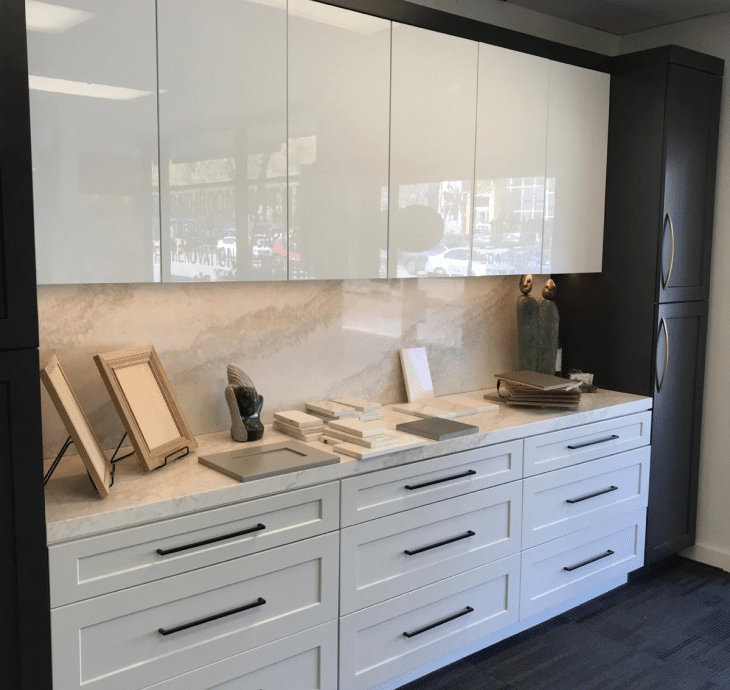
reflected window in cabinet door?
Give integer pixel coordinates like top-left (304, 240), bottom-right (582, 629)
top-left (389, 23), bottom-right (478, 279)
top-left (158, 0), bottom-right (288, 282)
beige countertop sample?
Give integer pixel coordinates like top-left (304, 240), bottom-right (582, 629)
top-left (44, 388), bottom-right (651, 544)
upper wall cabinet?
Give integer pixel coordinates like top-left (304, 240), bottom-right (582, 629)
top-left (288, 0), bottom-right (391, 280)
top-left (472, 44), bottom-right (549, 277)
top-left (542, 62), bottom-right (610, 274)
top-left (28, 0), bottom-right (159, 284)
top-left (388, 23), bottom-right (478, 278)
top-left (158, 0), bottom-right (287, 282)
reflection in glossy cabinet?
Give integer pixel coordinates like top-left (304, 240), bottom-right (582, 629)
top-left (288, 0), bottom-right (390, 280)
top-left (389, 23), bottom-right (478, 278)
top-left (473, 44), bottom-right (548, 276)
top-left (158, 0), bottom-right (287, 282)
top-left (543, 62), bottom-right (609, 274)
top-left (28, 0), bottom-right (159, 283)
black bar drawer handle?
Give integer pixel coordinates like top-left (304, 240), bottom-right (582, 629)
top-left (404, 530), bottom-right (476, 556)
top-left (157, 523), bottom-right (266, 556)
top-left (567, 434), bottom-right (619, 450)
top-left (405, 469), bottom-right (477, 491)
top-left (563, 550), bottom-right (615, 572)
top-left (403, 606), bottom-right (474, 638)
top-left (158, 597), bottom-right (266, 636)
top-left (566, 486), bottom-right (618, 504)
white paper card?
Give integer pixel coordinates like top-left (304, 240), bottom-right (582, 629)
top-left (399, 347), bottom-right (434, 402)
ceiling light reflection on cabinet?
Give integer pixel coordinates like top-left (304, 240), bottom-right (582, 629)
top-left (28, 75), bottom-right (152, 100)
top-left (249, 0), bottom-right (386, 33)
top-left (25, 1), bottom-right (94, 33)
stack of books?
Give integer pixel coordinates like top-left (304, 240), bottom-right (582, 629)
top-left (273, 410), bottom-right (325, 441)
top-left (493, 370), bottom-right (582, 408)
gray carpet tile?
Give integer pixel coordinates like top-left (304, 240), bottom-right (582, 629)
top-left (401, 559), bottom-right (730, 690)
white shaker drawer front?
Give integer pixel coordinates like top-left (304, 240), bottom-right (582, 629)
top-left (520, 510), bottom-right (645, 620)
top-left (340, 553), bottom-right (520, 690)
top-left (49, 482), bottom-right (339, 607)
top-left (340, 481), bottom-right (522, 614)
top-left (340, 440), bottom-right (522, 526)
top-left (51, 533), bottom-right (339, 690)
top-left (145, 620), bottom-right (338, 690)
top-left (522, 446), bottom-right (650, 548)
top-left (523, 411), bottom-right (651, 476)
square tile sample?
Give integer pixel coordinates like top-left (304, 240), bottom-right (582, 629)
top-left (273, 410), bottom-right (324, 428)
top-left (326, 418), bottom-right (387, 437)
top-left (332, 397), bottom-right (381, 413)
top-left (395, 417), bottom-right (479, 441)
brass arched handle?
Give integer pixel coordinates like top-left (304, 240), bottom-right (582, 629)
top-left (656, 317), bottom-right (669, 393)
top-left (662, 212), bottom-right (675, 290)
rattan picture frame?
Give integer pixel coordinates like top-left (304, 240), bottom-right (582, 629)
top-left (94, 345), bottom-right (197, 471)
top-left (40, 354), bottom-right (112, 497)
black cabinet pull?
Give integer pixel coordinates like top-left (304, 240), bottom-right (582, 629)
top-left (566, 486), bottom-right (618, 504)
top-left (405, 469), bottom-right (477, 491)
top-left (156, 523), bottom-right (266, 556)
top-left (404, 530), bottom-right (476, 556)
top-left (158, 597), bottom-right (266, 636)
top-left (403, 606), bottom-right (474, 638)
top-left (567, 434), bottom-right (619, 450)
top-left (563, 549), bottom-right (614, 572)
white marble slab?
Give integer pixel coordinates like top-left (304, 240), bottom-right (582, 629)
top-left (44, 388), bottom-right (651, 544)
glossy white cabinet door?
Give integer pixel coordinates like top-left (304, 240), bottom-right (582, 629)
top-left (28, 0), bottom-right (159, 283)
top-left (288, 0), bottom-right (390, 280)
top-left (543, 62), bottom-right (610, 274)
top-left (473, 44), bottom-right (549, 277)
top-left (389, 23), bottom-right (478, 278)
top-left (158, 0), bottom-right (287, 282)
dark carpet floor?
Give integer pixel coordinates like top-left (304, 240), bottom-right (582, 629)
top-left (402, 558), bottom-right (730, 690)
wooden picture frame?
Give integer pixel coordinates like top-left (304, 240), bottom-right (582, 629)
top-left (40, 354), bottom-right (112, 497)
top-left (94, 345), bottom-right (198, 471)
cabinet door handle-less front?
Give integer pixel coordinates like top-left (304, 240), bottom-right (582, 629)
top-left (563, 550), bottom-right (614, 572)
top-left (403, 607), bottom-right (474, 638)
top-left (156, 523), bottom-right (266, 556)
top-left (566, 486), bottom-right (619, 504)
top-left (158, 597), bottom-right (266, 635)
top-left (405, 469), bottom-right (477, 490)
top-left (404, 530), bottom-right (476, 556)
top-left (567, 435), bottom-right (619, 450)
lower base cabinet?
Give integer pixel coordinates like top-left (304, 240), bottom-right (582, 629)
top-left (47, 408), bottom-right (651, 690)
top-left (144, 621), bottom-right (338, 690)
top-left (340, 554), bottom-right (521, 690)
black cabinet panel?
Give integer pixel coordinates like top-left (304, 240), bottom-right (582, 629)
top-left (556, 45), bottom-right (722, 567)
top-left (660, 66), bottom-right (722, 302)
top-left (0, 0), bottom-right (39, 350)
top-left (647, 302), bottom-right (707, 563)
top-left (0, 349), bottom-right (50, 690)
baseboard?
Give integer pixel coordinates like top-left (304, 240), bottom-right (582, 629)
top-left (682, 543), bottom-right (730, 573)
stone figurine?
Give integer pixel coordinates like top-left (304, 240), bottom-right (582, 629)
top-left (516, 274), bottom-right (538, 371)
top-left (224, 365), bottom-right (264, 442)
top-left (536, 279), bottom-right (559, 375)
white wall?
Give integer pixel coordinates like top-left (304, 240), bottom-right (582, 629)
top-left (406, 0), bottom-right (620, 55)
top-left (621, 18), bottom-right (730, 570)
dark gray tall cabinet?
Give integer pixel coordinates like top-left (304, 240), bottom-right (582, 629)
top-left (1, 0), bottom-right (52, 687)
top-left (556, 46), bottom-right (723, 567)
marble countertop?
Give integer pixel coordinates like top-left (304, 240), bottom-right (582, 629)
top-left (44, 388), bottom-right (651, 544)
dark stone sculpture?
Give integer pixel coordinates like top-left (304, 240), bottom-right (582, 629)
top-left (536, 279), bottom-right (559, 375)
top-left (517, 274), bottom-right (538, 371)
top-left (224, 365), bottom-right (264, 442)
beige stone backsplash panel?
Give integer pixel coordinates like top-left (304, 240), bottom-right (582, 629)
top-left (38, 276), bottom-right (549, 459)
